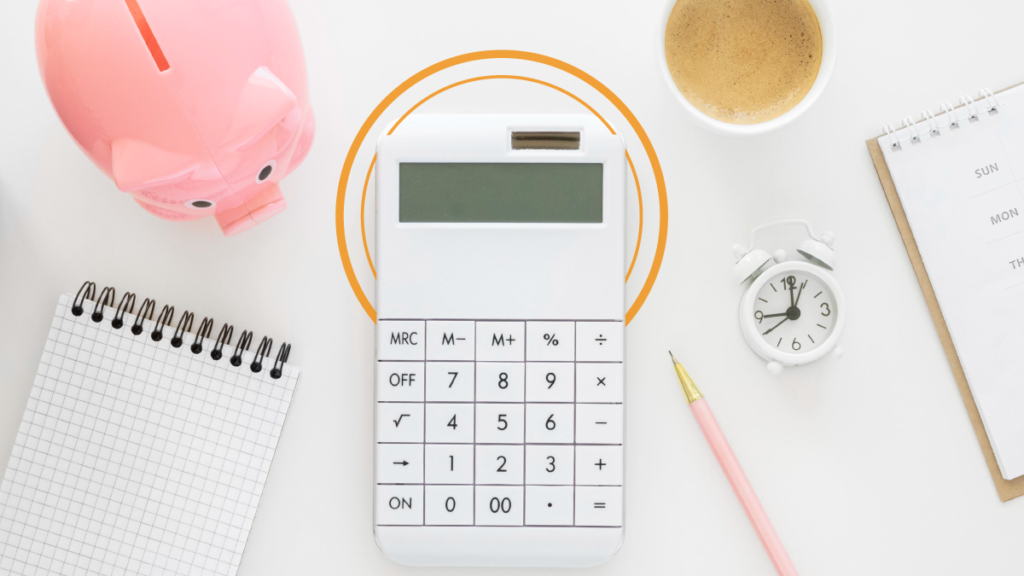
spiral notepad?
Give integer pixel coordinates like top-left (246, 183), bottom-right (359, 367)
top-left (869, 82), bottom-right (1024, 501)
top-left (0, 282), bottom-right (299, 575)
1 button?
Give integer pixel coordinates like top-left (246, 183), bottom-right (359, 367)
top-left (475, 445), bottom-right (524, 485)
top-left (425, 362), bottom-right (474, 402)
top-left (575, 404), bottom-right (623, 444)
top-left (425, 485), bottom-right (474, 526)
top-left (378, 321), bottom-right (425, 361)
top-left (475, 404), bottom-right (525, 444)
top-left (476, 362), bottom-right (525, 402)
top-left (575, 446), bottom-right (623, 486)
top-left (425, 403), bottom-right (474, 443)
top-left (525, 486), bottom-right (574, 526)
top-left (526, 322), bottom-right (575, 361)
top-left (376, 485), bottom-right (423, 525)
top-left (525, 362), bottom-right (574, 403)
top-left (476, 322), bottom-right (525, 361)
top-left (525, 404), bottom-right (575, 444)
top-left (574, 486), bottom-right (621, 527)
top-left (424, 444), bottom-right (474, 484)
top-left (475, 486), bottom-right (524, 526)
top-left (426, 321), bottom-right (474, 361)
top-left (376, 443), bottom-right (424, 484)
top-left (575, 321), bottom-right (623, 362)
top-left (575, 363), bottom-right (623, 403)
top-left (376, 362), bottom-right (424, 402)
top-left (377, 403), bottom-right (424, 443)
top-left (525, 445), bottom-right (574, 485)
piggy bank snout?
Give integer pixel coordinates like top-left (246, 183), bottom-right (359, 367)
top-left (215, 184), bottom-right (288, 237)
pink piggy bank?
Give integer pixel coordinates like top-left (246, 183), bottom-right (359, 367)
top-left (36, 0), bottom-right (315, 236)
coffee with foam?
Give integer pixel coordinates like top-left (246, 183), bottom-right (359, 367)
top-left (665, 0), bottom-right (823, 125)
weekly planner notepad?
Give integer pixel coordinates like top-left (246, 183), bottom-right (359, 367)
top-left (870, 83), bottom-right (1024, 500)
top-left (0, 283), bottom-right (299, 575)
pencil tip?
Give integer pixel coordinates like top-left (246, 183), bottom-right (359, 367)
top-left (668, 350), bottom-right (677, 362)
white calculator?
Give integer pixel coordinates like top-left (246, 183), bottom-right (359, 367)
top-left (373, 114), bottom-right (625, 567)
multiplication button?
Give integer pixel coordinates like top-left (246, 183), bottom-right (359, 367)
top-left (426, 321), bottom-right (474, 360)
top-left (376, 485), bottom-right (423, 526)
top-left (575, 321), bottom-right (623, 362)
top-left (476, 321), bottom-right (525, 361)
top-left (574, 487), bottom-right (621, 527)
top-left (378, 320), bottom-right (425, 361)
top-left (575, 363), bottom-right (623, 403)
top-left (526, 321), bottom-right (575, 361)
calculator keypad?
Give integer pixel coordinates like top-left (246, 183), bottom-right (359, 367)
top-left (377, 319), bottom-right (623, 528)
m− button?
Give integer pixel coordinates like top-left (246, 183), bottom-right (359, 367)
top-left (426, 321), bottom-right (475, 361)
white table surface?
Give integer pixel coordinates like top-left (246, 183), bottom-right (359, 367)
top-left (3, 0), bottom-right (1024, 574)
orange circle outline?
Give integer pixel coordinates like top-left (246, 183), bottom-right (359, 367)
top-left (357, 74), bottom-right (645, 283)
top-left (336, 50), bottom-right (668, 324)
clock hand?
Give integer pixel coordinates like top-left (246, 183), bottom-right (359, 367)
top-left (789, 284), bottom-right (795, 307)
top-left (763, 318), bottom-right (788, 335)
top-left (761, 313), bottom-right (788, 318)
top-left (794, 280), bottom-right (806, 307)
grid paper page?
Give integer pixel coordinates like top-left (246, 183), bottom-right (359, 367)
top-left (0, 294), bottom-right (299, 576)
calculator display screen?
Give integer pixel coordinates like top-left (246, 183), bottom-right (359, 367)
top-left (399, 163), bottom-right (603, 223)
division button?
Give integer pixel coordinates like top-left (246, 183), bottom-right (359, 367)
top-left (575, 321), bottom-right (623, 362)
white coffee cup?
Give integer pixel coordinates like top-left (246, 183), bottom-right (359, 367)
top-left (658, 0), bottom-right (837, 136)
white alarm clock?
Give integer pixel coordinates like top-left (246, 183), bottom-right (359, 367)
top-left (733, 220), bottom-right (845, 375)
top-left (373, 114), bottom-right (625, 567)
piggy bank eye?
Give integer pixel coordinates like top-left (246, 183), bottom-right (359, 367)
top-left (256, 160), bottom-right (277, 183)
top-left (186, 199), bottom-right (215, 209)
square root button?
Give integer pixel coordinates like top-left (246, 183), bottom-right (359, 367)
top-left (575, 321), bottom-right (623, 362)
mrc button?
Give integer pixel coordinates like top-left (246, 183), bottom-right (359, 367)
top-left (378, 320), bottom-right (425, 360)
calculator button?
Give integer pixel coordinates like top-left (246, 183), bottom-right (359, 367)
top-left (574, 486), bottom-right (622, 527)
top-left (475, 486), bottom-right (524, 526)
top-left (525, 486), bottom-right (574, 526)
top-left (426, 321), bottom-right (474, 360)
top-left (575, 446), bottom-right (623, 486)
top-left (575, 321), bottom-right (623, 362)
top-left (575, 404), bottom-right (623, 444)
top-left (525, 321), bottom-right (575, 361)
top-left (425, 403), bottom-right (474, 443)
top-left (378, 321), bottom-right (425, 361)
top-left (376, 485), bottom-right (423, 525)
top-left (475, 362), bottom-right (525, 402)
top-left (376, 361), bottom-right (424, 402)
top-left (475, 404), bottom-right (525, 444)
top-left (376, 443), bottom-right (424, 484)
top-left (424, 444), bottom-right (474, 484)
top-left (425, 485), bottom-right (474, 526)
top-left (425, 362), bottom-right (474, 402)
top-left (525, 445), bottom-right (574, 485)
top-left (525, 404), bottom-right (575, 444)
top-left (475, 445), bottom-right (524, 485)
top-left (575, 363), bottom-right (623, 403)
top-left (525, 362), bottom-right (574, 402)
top-left (476, 321), bottom-right (525, 361)
top-left (377, 403), bottom-right (424, 443)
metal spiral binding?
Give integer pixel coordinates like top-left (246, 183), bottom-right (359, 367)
top-left (883, 88), bottom-right (1003, 152)
top-left (72, 281), bottom-right (292, 378)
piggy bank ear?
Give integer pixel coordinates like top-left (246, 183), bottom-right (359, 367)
top-left (223, 67), bottom-right (300, 152)
top-left (111, 139), bottom-right (199, 192)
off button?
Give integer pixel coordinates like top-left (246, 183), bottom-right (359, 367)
top-left (378, 320), bottom-right (425, 361)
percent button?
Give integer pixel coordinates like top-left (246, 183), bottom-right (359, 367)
top-left (527, 321), bottom-right (575, 361)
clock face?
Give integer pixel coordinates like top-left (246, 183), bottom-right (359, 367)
top-left (752, 270), bottom-right (837, 354)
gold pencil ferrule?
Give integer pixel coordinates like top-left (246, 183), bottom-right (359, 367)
top-left (673, 362), bottom-right (703, 404)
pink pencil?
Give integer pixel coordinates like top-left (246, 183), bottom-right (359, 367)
top-left (669, 351), bottom-right (799, 576)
